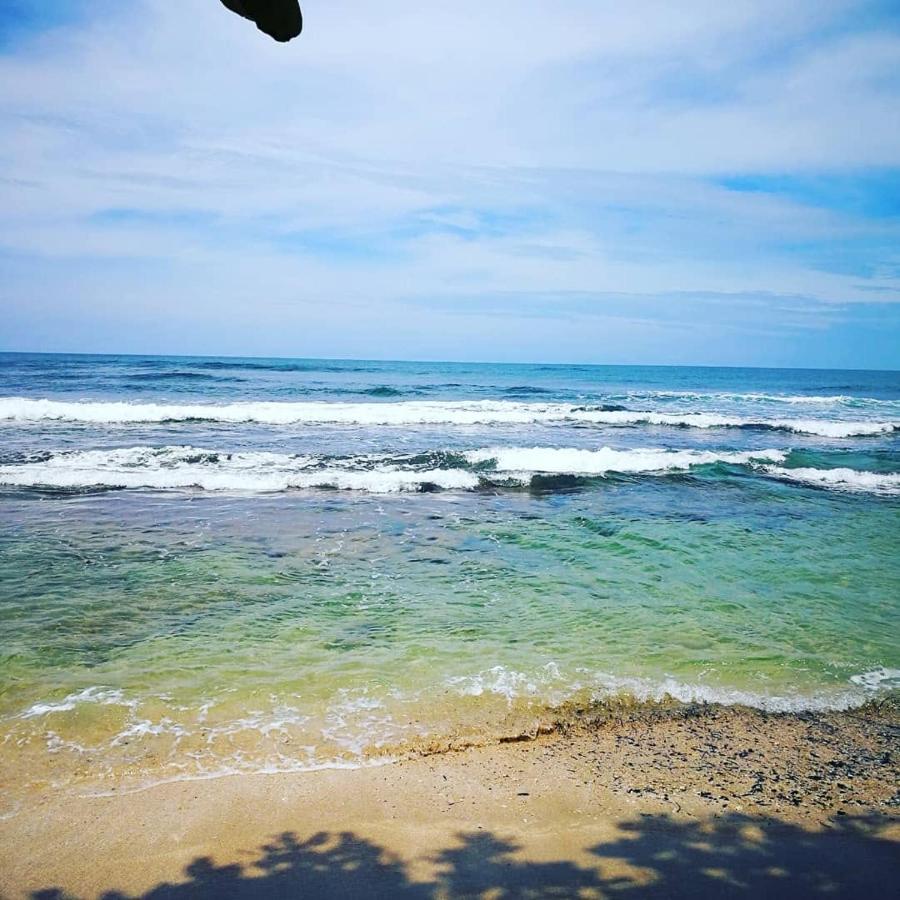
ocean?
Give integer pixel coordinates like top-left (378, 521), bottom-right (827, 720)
top-left (1, 353), bottom-right (898, 798)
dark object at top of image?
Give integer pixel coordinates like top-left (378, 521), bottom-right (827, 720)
top-left (220, 0), bottom-right (303, 42)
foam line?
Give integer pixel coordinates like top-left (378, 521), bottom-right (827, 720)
top-left (1, 397), bottom-right (894, 437)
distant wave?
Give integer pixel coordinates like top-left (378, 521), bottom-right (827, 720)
top-left (1, 397), bottom-right (895, 437)
top-left (623, 390), bottom-right (898, 406)
top-left (360, 386), bottom-right (406, 397)
top-left (502, 385), bottom-right (553, 396)
top-left (192, 360), bottom-right (379, 373)
top-left (128, 371), bottom-right (231, 382)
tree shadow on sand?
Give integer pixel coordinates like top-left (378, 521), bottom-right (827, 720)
top-left (31, 811), bottom-right (898, 899)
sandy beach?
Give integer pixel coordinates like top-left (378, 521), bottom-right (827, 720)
top-left (2, 701), bottom-right (897, 898)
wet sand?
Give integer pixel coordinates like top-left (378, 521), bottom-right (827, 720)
top-left (2, 701), bottom-right (898, 898)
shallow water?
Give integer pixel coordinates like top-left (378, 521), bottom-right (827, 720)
top-left (1, 354), bottom-right (898, 795)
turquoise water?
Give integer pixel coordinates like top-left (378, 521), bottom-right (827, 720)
top-left (1, 354), bottom-right (898, 793)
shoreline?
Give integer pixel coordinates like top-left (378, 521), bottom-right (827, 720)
top-left (3, 690), bottom-right (895, 802)
top-left (2, 700), bottom-right (897, 898)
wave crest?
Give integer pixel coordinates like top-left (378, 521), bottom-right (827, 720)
top-left (0, 445), bottom-right (791, 494)
top-left (1, 397), bottom-right (895, 437)
top-left (759, 466), bottom-right (900, 495)
top-left (2, 446), bottom-right (897, 495)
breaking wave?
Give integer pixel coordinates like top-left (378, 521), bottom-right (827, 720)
top-left (2, 444), bottom-right (897, 496)
top-left (1, 397), bottom-right (895, 437)
top-left (759, 465), bottom-right (900, 495)
top-left (466, 446), bottom-right (787, 474)
top-left (0, 445), bottom-right (793, 494)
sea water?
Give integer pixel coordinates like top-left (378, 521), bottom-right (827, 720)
top-left (1, 354), bottom-right (898, 796)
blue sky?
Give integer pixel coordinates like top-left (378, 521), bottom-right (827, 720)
top-left (1, 1), bottom-right (899, 367)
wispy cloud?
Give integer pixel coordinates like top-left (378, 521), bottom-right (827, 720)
top-left (1, 0), bottom-right (898, 365)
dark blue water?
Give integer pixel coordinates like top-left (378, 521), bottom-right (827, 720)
top-left (2, 352), bottom-right (899, 403)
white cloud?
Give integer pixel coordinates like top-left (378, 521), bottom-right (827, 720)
top-left (0, 0), bottom-right (898, 363)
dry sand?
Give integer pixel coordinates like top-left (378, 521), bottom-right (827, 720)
top-left (1, 701), bottom-right (898, 898)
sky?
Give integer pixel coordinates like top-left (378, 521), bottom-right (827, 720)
top-left (1, 1), bottom-right (899, 368)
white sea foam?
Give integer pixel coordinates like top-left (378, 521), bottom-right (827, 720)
top-left (759, 466), bottom-right (900, 495)
top-left (445, 662), bottom-right (567, 702)
top-left (0, 446), bottom-right (480, 494)
top-left (585, 673), bottom-right (863, 713)
top-left (444, 665), bottom-right (893, 713)
top-left (467, 446), bottom-right (787, 475)
top-left (18, 667), bottom-right (896, 733)
top-left (110, 717), bottom-right (189, 745)
top-left (0, 445), bottom-right (790, 494)
top-left (18, 687), bottom-right (132, 719)
top-left (2, 445), bottom-right (895, 495)
top-left (321, 689), bottom-right (420, 754)
top-left (581, 411), bottom-right (894, 438)
top-left (8, 663), bottom-right (896, 798)
top-left (849, 667), bottom-right (900, 690)
top-left (193, 705), bottom-right (312, 743)
top-left (1, 397), bottom-right (894, 437)
top-left (627, 391), bottom-right (897, 406)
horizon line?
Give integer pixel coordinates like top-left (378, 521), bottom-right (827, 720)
top-left (0, 349), bottom-right (897, 375)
